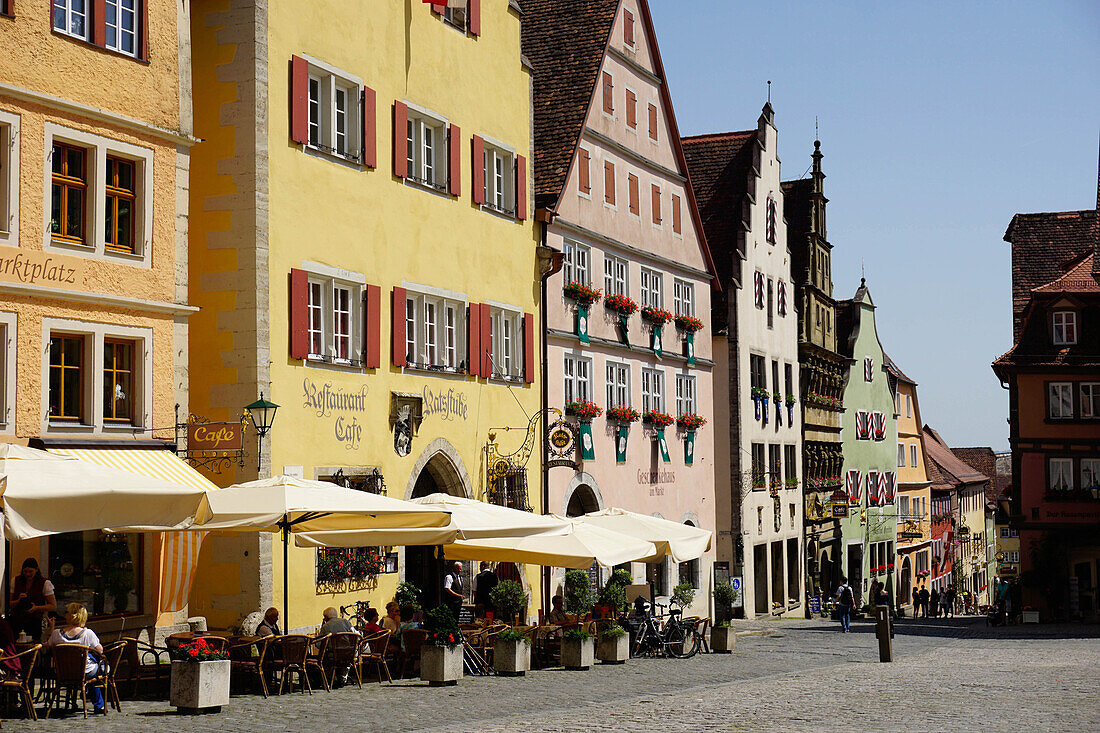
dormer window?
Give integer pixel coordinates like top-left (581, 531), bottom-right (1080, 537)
top-left (1052, 310), bottom-right (1077, 345)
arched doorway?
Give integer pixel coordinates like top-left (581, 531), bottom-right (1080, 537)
top-left (819, 549), bottom-right (834, 601)
top-left (900, 556), bottom-right (912, 607)
top-left (565, 484), bottom-right (600, 517)
top-left (404, 447), bottom-right (469, 611)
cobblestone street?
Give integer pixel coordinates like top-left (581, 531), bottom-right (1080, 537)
top-left (11, 617), bottom-right (1099, 732)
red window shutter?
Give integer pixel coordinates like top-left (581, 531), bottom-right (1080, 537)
top-left (361, 87), bottom-right (376, 168)
top-left (627, 174), bottom-right (638, 215)
top-left (515, 154), bottom-right (527, 220)
top-left (289, 269), bottom-right (308, 359)
top-left (479, 303), bottom-right (491, 378)
top-left (393, 101), bottom-right (408, 178)
top-left (648, 104), bottom-right (658, 141)
top-left (467, 303), bottom-right (481, 376)
top-left (523, 312), bottom-right (534, 384)
top-left (604, 161), bottom-right (615, 205)
top-left (448, 124), bottom-right (461, 196)
top-left (93, 0), bottom-right (106, 45)
top-left (468, 0), bottom-right (481, 36)
top-left (430, 1), bottom-right (445, 13)
top-left (139, 0), bottom-right (148, 60)
top-left (471, 135), bottom-right (485, 205)
top-left (624, 8), bottom-right (635, 46)
top-left (364, 284), bottom-right (381, 369)
top-left (672, 193), bottom-right (682, 234)
top-left (578, 148), bottom-right (591, 194)
top-left (626, 89), bottom-right (636, 129)
top-left (392, 287), bottom-right (407, 367)
top-left (651, 184), bottom-right (661, 224)
top-left (290, 56), bottom-right (309, 145)
top-left (602, 72), bottom-right (613, 114)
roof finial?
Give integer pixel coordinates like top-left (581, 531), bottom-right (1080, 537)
top-left (815, 116), bottom-right (819, 140)
top-left (767, 80), bottom-right (771, 103)
top-left (861, 259), bottom-right (866, 283)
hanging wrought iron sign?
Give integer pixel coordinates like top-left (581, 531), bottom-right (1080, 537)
top-left (546, 409), bottom-right (578, 469)
top-left (174, 404), bottom-right (248, 473)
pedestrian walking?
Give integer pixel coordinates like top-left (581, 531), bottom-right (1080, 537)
top-left (919, 585), bottom-right (930, 618)
top-left (941, 587), bottom-right (954, 618)
top-left (929, 588), bottom-right (940, 618)
top-left (834, 576), bottom-right (855, 633)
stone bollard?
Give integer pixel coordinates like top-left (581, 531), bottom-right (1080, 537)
top-left (874, 605), bottom-right (892, 662)
top-left (187, 616), bottom-right (209, 634)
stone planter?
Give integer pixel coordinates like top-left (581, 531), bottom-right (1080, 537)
top-left (596, 633), bottom-right (629, 664)
top-left (1022, 610), bottom-right (1040, 624)
top-left (492, 638), bottom-right (531, 676)
top-left (710, 625), bottom-right (736, 653)
top-left (420, 644), bottom-right (463, 686)
top-left (561, 637), bottom-right (595, 670)
top-left (170, 659), bottom-right (230, 713)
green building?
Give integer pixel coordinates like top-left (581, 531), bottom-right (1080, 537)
top-left (836, 281), bottom-right (899, 607)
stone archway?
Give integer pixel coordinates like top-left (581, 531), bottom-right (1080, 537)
top-left (562, 473), bottom-right (603, 517)
top-left (900, 556), bottom-right (913, 607)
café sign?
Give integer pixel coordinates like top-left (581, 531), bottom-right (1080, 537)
top-left (187, 422), bottom-right (242, 451)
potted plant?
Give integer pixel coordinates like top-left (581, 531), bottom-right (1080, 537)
top-left (565, 399), bottom-right (602, 421)
top-left (170, 637), bottom-right (231, 713)
top-left (492, 627), bottom-right (531, 676)
top-left (642, 410), bottom-right (674, 428)
top-left (604, 293), bottom-right (638, 317)
top-left (561, 627), bottom-right (595, 670)
top-left (606, 406), bottom-right (640, 424)
top-left (563, 569), bottom-right (595, 617)
top-left (563, 281), bottom-right (602, 306)
top-left (420, 606), bottom-right (464, 686)
top-left (751, 387), bottom-right (767, 420)
top-left (596, 568), bottom-right (632, 617)
top-left (394, 581), bottom-right (422, 611)
top-left (596, 624), bottom-right (629, 664)
top-left (785, 393), bottom-right (797, 423)
top-left (640, 306), bottom-right (673, 325)
top-left (772, 391), bottom-right (783, 425)
top-left (489, 579), bottom-right (529, 626)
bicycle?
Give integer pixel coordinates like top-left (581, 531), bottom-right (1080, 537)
top-left (339, 600), bottom-right (372, 632)
top-left (631, 602), bottom-right (699, 659)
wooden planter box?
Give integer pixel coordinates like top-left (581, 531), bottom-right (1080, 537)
top-left (561, 637), bottom-right (595, 670)
top-left (596, 634), bottom-right (629, 664)
top-left (420, 644), bottom-right (463, 686)
top-left (710, 625), bottom-right (736, 653)
top-left (493, 638), bottom-right (531, 676)
top-left (170, 660), bottom-right (230, 713)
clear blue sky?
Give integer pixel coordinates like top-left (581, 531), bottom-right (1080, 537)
top-left (650, 0), bottom-right (1100, 451)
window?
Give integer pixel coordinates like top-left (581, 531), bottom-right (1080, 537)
top-left (104, 0), bottom-right (138, 56)
top-left (1081, 383), bottom-right (1100, 419)
top-left (623, 7), bottom-right (635, 48)
top-left (641, 368), bottom-right (664, 413)
top-left (49, 334), bottom-right (85, 421)
top-left (751, 443), bottom-right (765, 488)
top-left (562, 240), bottom-right (590, 285)
top-left (757, 506), bottom-right (764, 533)
top-left (52, 0), bottom-right (88, 39)
top-left (898, 443), bottom-right (906, 467)
top-left (625, 88), bottom-right (637, 130)
top-left (1049, 458), bottom-right (1073, 492)
top-left (627, 173), bottom-right (639, 216)
top-left (481, 141), bottom-right (517, 214)
top-left (0, 113), bottom-right (18, 244)
top-left (403, 288), bottom-right (465, 372)
top-left (48, 532), bottom-right (142, 616)
top-left (651, 183), bottom-right (661, 226)
top-left (640, 268), bottom-right (662, 308)
top-left (771, 360), bottom-right (780, 400)
top-left (104, 156), bottom-right (136, 253)
top-left (563, 354), bottom-right (592, 404)
top-left (605, 361), bottom-right (630, 409)
top-left (1082, 459), bottom-right (1100, 492)
top-left (50, 142), bottom-right (87, 245)
top-left (671, 193), bottom-right (682, 235)
top-left (1052, 311), bottom-right (1077, 345)
top-left (769, 444), bottom-right (782, 488)
top-left (306, 270), bottom-right (364, 366)
top-left (784, 444), bottom-right (796, 483)
top-left (899, 495), bottom-right (910, 518)
top-left (603, 255), bottom-right (627, 297)
top-left (766, 278), bottom-right (774, 329)
top-left (1048, 382), bottom-right (1073, 419)
top-left (102, 339), bottom-right (134, 423)
top-left (307, 282), bottom-right (324, 357)
top-left (406, 109), bottom-right (447, 189)
top-left (334, 286), bottom-right (352, 361)
top-left (442, 1), bottom-right (468, 31)
top-left (601, 72), bottom-right (614, 115)
top-left (489, 306), bottom-right (523, 380)
top-left (673, 279), bottom-right (694, 317)
top-left (1008, 551), bottom-right (1020, 563)
top-left (603, 160), bottom-right (616, 206)
top-left (766, 196), bottom-right (777, 244)
top-left (910, 444), bottom-right (918, 468)
top-left (906, 394), bottom-right (912, 418)
top-left (675, 374), bottom-right (696, 416)
top-left (305, 62), bottom-right (362, 160)
top-left (750, 354), bottom-right (766, 391)
top-left (648, 103), bottom-right (658, 142)
top-left (784, 363), bottom-right (793, 398)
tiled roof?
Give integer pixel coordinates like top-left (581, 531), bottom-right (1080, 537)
top-left (882, 352), bottom-right (917, 385)
top-left (521, 0), bottom-right (618, 210)
top-left (1003, 209), bottom-right (1098, 339)
top-left (681, 130), bottom-right (757, 289)
top-left (951, 447), bottom-right (999, 502)
top-left (1032, 253), bottom-right (1099, 293)
top-left (922, 426), bottom-right (988, 487)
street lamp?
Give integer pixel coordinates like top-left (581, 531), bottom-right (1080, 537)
top-left (245, 392), bottom-right (279, 471)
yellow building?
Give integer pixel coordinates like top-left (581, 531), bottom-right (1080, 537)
top-left (885, 356), bottom-right (932, 614)
top-left (0, 0), bottom-right (197, 637)
top-left (188, 0), bottom-right (542, 630)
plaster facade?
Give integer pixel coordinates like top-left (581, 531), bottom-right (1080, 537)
top-left (890, 371), bottom-right (932, 611)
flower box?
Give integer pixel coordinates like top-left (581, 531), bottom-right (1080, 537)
top-left (565, 400), bottom-right (602, 420)
top-left (674, 315), bottom-right (704, 332)
top-left (604, 293), bottom-right (638, 316)
top-left (606, 406), bottom-right (640, 423)
top-left (642, 410), bottom-right (674, 428)
top-left (563, 281), bottom-right (602, 305)
top-left (561, 636), bottom-right (595, 670)
top-left (710, 625), bottom-right (735, 653)
top-left (640, 306), bottom-right (673, 324)
top-left (493, 638), bottom-right (531, 677)
top-left (170, 659), bottom-right (230, 713)
top-left (421, 644), bottom-right (464, 686)
top-left (677, 414), bottom-right (707, 430)
top-left (596, 633), bottom-right (630, 664)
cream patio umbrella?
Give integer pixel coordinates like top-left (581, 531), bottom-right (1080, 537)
top-left (443, 518), bottom-right (658, 569)
top-left (572, 508), bottom-right (712, 563)
top-left (190, 475), bottom-right (452, 629)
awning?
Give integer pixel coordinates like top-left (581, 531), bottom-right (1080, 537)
top-left (49, 448), bottom-right (219, 615)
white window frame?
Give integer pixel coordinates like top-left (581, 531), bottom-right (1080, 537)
top-left (403, 283), bottom-right (468, 373)
top-left (1049, 457), bottom-right (1073, 492)
top-left (898, 443), bottom-right (906, 468)
top-left (1009, 551), bottom-right (1020, 564)
top-left (104, 0), bottom-right (138, 56)
top-left (1048, 382), bottom-right (1073, 419)
top-left (640, 267), bottom-right (663, 309)
top-left (441, 0), bottom-right (470, 33)
top-left (0, 312), bottom-right (15, 433)
top-left (562, 239), bottom-right (590, 286)
top-left (603, 254), bottom-right (628, 297)
top-left (605, 360), bottom-right (630, 409)
top-left (0, 111), bottom-right (20, 246)
top-left (481, 136), bottom-right (517, 216)
top-left (1081, 458), bottom-right (1100, 491)
top-left (52, 0), bottom-right (89, 40)
top-left (301, 56), bottom-right (363, 163)
top-left (302, 261), bottom-right (365, 368)
top-left (43, 123), bottom-right (153, 266)
top-left (641, 367), bottom-right (664, 414)
top-left (40, 317), bottom-right (152, 434)
top-left (405, 104), bottom-right (449, 191)
top-left (1052, 310), bottom-right (1077, 345)
top-left (563, 353), bottom-right (592, 405)
top-left (675, 374), bottom-right (696, 417)
top-left (1080, 383), bottom-right (1100, 419)
top-left (488, 304), bottom-right (523, 381)
top-left (910, 444), bottom-right (918, 468)
top-left (673, 279), bottom-right (695, 317)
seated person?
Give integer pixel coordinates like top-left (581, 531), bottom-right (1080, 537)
top-left (48, 603), bottom-right (105, 714)
top-left (256, 607), bottom-right (281, 637)
top-left (362, 608), bottom-right (384, 635)
top-left (545, 594), bottom-right (570, 625)
top-left (631, 596), bottom-right (650, 618)
top-left (318, 606), bottom-right (357, 637)
top-left (0, 616), bottom-right (21, 679)
top-left (381, 602), bottom-right (401, 635)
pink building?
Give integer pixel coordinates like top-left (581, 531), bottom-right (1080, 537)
top-left (523, 0), bottom-right (718, 615)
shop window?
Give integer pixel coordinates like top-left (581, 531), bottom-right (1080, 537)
top-left (102, 339), bottom-right (134, 423)
top-left (49, 334), bottom-right (86, 422)
top-left (48, 531), bottom-right (142, 617)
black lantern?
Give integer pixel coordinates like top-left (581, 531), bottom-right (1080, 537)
top-left (246, 393), bottom-right (279, 470)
